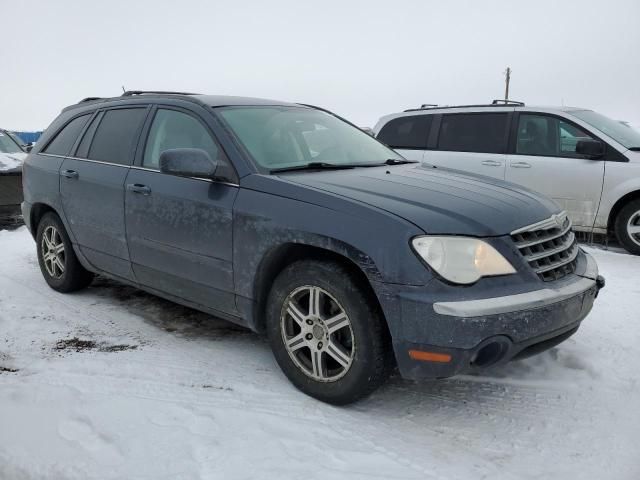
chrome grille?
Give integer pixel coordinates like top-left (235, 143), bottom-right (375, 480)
top-left (511, 212), bottom-right (578, 282)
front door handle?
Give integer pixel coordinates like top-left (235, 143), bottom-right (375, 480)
top-left (510, 161), bottom-right (532, 168)
top-left (126, 183), bottom-right (151, 195)
top-left (60, 169), bottom-right (79, 179)
top-left (481, 160), bottom-right (502, 167)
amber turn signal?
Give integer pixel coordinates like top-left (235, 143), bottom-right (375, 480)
top-left (408, 349), bottom-right (452, 363)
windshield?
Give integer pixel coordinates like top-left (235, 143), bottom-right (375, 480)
top-left (0, 131), bottom-right (24, 154)
top-left (217, 106), bottom-right (403, 171)
top-left (570, 110), bottom-right (640, 149)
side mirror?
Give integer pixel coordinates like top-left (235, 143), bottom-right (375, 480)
top-left (159, 148), bottom-right (217, 178)
top-left (25, 143), bottom-right (33, 153)
top-left (576, 139), bottom-right (605, 159)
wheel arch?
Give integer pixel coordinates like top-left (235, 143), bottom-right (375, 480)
top-left (29, 202), bottom-right (58, 237)
top-left (607, 190), bottom-right (640, 232)
top-left (252, 242), bottom-right (390, 342)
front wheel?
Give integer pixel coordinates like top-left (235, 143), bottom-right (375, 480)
top-left (614, 199), bottom-right (640, 255)
top-left (266, 260), bottom-right (391, 405)
top-left (36, 212), bottom-right (94, 292)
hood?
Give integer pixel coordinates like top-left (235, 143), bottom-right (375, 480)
top-left (282, 163), bottom-right (561, 236)
top-left (0, 152), bottom-right (26, 173)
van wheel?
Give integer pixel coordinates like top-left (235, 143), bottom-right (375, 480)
top-left (36, 212), bottom-right (93, 292)
top-left (614, 199), bottom-right (640, 255)
top-left (266, 260), bottom-right (391, 405)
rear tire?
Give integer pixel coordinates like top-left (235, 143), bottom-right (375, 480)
top-left (36, 212), bottom-right (93, 292)
top-left (614, 199), bottom-right (640, 255)
top-left (266, 260), bottom-right (391, 405)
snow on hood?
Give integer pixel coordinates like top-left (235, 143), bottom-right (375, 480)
top-left (0, 152), bottom-right (25, 172)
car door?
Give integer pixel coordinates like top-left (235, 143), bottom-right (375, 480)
top-left (376, 114), bottom-right (432, 161)
top-left (124, 106), bottom-right (239, 314)
top-left (59, 106), bottom-right (149, 281)
top-left (424, 112), bottom-right (511, 180)
top-left (505, 112), bottom-right (605, 229)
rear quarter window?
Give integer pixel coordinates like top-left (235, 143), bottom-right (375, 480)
top-left (377, 115), bottom-right (432, 149)
top-left (42, 114), bottom-right (91, 156)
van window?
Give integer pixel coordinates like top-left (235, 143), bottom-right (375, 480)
top-left (437, 113), bottom-right (507, 154)
top-left (87, 108), bottom-right (147, 165)
top-left (43, 114), bottom-right (91, 156)
top-left (377, 115), bottom-right (431, 149)
top-left (516, 114), bottom-right (596, 157)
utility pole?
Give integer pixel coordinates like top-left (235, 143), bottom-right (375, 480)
top-left (504, 67), bottom-right (511, 102)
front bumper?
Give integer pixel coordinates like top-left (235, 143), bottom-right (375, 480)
top-left (382, 250), bottom-right (603, 380)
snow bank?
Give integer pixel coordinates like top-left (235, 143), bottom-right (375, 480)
top-left (0, 227), bottom-right (638, 479)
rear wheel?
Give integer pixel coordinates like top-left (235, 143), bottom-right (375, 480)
top-left (266, 260), bottom-right (391, 405)
top-left (614, 199), bottom-right (640, 255)
top-left (36, 212), bottom-right (93, 292)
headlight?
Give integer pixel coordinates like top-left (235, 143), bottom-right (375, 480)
top-left (411, 236), bottom-right (516, 284)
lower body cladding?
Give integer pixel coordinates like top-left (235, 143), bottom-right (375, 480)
top-left (379, 250), bottom-right (605, 380)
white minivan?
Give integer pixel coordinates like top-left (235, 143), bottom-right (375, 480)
top-left (374, 101), bottom-right (640, 254)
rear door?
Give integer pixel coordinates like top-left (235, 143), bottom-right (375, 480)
top-left (505, 112), bottom-right (605, 229)
top-left (376, 114), bottom-right (432, 161)
top-left (425, 112), bottom-right (511, 180)
top-left (59, 106), bottom-right (148, 280)
top-left (124, 106), bottom-right (239, 314)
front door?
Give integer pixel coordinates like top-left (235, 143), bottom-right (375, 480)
top-left (505, 113), bottom-right (605, 229)
top-left (60, 107), bottom-right (148, 280)
top-left (125, 107), bottom-right (239, 314)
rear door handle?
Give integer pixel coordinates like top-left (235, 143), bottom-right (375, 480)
top-left (126, 183), bottom-right (151, 195)
top-left (510, 161), bottom-right (531, 168)
top-left (481, 160), bottom-right (502, 167)
top-left (60, 169), bottom-right (79, 179)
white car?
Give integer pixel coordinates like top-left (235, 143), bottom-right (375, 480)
top-left (374, 101), bottom-right (640, 254)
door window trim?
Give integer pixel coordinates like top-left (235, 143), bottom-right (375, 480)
top-left (508, 111), bottom-right (628, 162)
top-left (135, 104), bottom-right (239, 184)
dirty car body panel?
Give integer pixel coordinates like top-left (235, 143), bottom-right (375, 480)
top-left (22, 93), bottom-right (603, 385)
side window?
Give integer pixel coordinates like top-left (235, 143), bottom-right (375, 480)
top-left (438, 113), bottom-right (507, 154)
top-left (377, 115), bottom-right (432, 149)
top-left (559, 120), bottom-right (596, 157)
top-left (43, 114), bottom-right (91, 156)
top-left (87, 108), bottom-right (147, 165)
top-left (143, 109), bottom-right (233, 180)
top-left (516, 114), bottom-right (596, 157)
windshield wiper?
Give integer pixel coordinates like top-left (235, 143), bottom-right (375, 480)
top-left (628, 147), bottom-right (640, 151)
top-left (270, 162), bottom-right (357, 173)
top-left (383, 158), bottom-right (419, 165)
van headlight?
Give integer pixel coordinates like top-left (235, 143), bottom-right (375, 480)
top-left (411, 236), bottom-right (516, 285)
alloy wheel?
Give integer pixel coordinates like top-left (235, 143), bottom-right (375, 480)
top-left (280, 285), bottom-right (355, 382)
top-left (627, 210), bottom-right (640, 247)
top-left (42, 226), bottom-right (66, 278)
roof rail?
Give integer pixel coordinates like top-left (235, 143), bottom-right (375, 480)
top-left (79, 97), bottom-right (104, 103)
top-left (420, 103), bottom-right (438, 108)
top-left (121, 90), bottom-right (200, 97)
top-left (491, 99), bottom-right (525, 106)
top-left (404, 99), bottom-right (526, 112)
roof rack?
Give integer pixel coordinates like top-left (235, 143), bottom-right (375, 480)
top-left (79, 97), bottom-right (104, 103)
top-left (121, 90), bottom-right (200, 97)
top-left (404, 99), bottom-right (525, 112)
top-left (491, 99), bottom-right (525, 106)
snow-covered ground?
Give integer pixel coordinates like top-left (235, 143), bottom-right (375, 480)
top-left (0, 226), bottom-right (638, 480)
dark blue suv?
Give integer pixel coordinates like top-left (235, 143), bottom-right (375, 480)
top-left (22, 91), bottom-right (604, 404)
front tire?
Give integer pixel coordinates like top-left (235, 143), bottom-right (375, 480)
top-left (266, 260), bottom-right (391, 405)
top-left (36, 212), bottom-right (93, 292)
top-left (614, 199), bottom-right (640, 255)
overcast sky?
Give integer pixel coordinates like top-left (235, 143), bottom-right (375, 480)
top-left (2, 0), bottom-right (639, 130)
